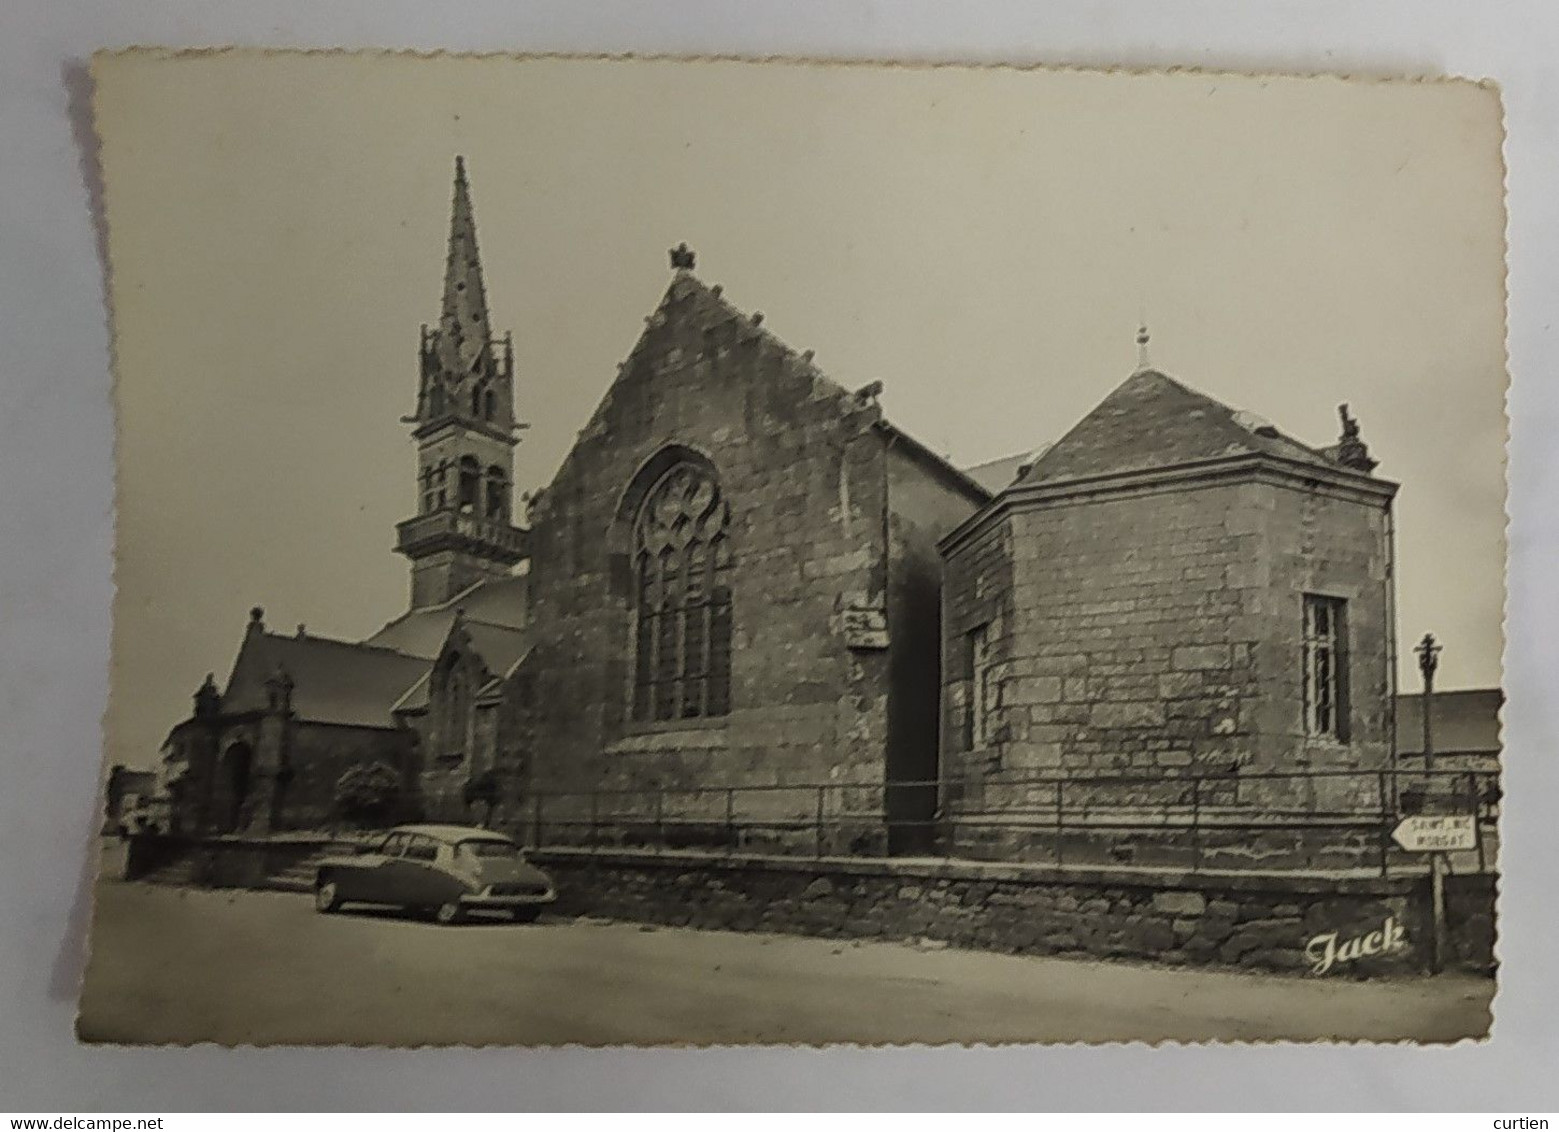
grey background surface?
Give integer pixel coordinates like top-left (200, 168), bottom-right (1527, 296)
top-left (0, 0), bottom-right (1554, 1112)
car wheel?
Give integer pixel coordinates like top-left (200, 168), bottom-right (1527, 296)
top-left (509, 906), bottom-right (541, 924)
top-left (435, 901), bottom-right (465, 926)
top-left (315, 880), bottom-right (341, 914)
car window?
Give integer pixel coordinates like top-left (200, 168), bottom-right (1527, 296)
top-left (378, 832), bottom-right (406, 856)
top-left (404, 835), bottom-right (438, 862)
top-left (457, 838), bottom-right (520, 860)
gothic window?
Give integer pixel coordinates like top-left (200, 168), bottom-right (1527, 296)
top-left (1302, 595), bottom-right (1349, 741)
top-left (631, 462), bottom-right (732, 723)
top-left (442, 657), bottom-right (471, 765)
top-left (457, 456), bottom-right (481, 512)
top-left (485, 465), bottom-right (507, 520)
top-left (484, 389), bottom-right (497, 422)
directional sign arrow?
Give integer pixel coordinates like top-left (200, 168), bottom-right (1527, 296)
top-left (1391, 813), bottom-right (1476, 853)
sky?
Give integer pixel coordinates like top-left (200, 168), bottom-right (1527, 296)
top-left (94, 52), bottom-right (1508, 770)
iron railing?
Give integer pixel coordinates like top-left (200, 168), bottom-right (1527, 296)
top-left (506, 768), bottom-right (1499, 879)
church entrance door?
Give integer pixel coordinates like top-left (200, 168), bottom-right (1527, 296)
top-left (217, 742), bottom-right (253, 834)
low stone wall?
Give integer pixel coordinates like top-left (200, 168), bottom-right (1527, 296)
top-left (122, 833), bottom-right (1495, 978)
top-left (124, 833), bottom-right (347, 890)
top-left (534, 847), bottom-right (1494, 977)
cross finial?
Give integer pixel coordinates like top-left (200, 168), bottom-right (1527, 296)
top-left (1135, 324), bottom-right (1151, 371)
top-left (1334, 402), bottom-right (1378, 473)
top-left (669, 242), bottom-right (696, 271)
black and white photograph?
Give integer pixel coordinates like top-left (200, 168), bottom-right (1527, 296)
top-left (77, 49), bottom-right (1508, 1047)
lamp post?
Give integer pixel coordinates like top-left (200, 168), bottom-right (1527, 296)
top-left (1413, 631), bottom-right (1447, 974)
top-left (1414, 633), bottom-right (1442, 773)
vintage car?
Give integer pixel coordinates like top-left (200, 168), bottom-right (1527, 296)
top-left (314, 824), bottom-right (556, 924)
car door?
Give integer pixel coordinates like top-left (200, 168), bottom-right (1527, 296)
top-left (351, 831), bottom-right (406, 903)
top-left (395, 834), bottom-right (454, 908)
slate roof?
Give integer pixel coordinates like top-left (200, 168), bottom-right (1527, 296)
top-left (1016, 369), bottom-right (1347, 489)
top-left (463, 620), bottom-right (530, 680)
top-left (963, 450), bottom-right (1036, 494)
top-left (380, 611), bottom-right (532, 715)
top-left (221, 629), bottom-right (432, 729)
top-left (365, 573), bottom-right (529, 658)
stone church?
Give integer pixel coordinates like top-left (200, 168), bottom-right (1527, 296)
top-left (158, 158), bottom-right (1395, 857)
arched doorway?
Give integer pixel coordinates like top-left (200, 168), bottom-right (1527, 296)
top-left (217, 742), bottom-right (254, 833)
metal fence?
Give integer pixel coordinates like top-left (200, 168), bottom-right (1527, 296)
top-left (511, 767), bottom-right (1499, 878)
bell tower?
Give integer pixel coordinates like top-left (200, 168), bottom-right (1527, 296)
top-left (395, 157), bottom-right (527, 609)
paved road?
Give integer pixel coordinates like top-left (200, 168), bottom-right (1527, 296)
top-left (77, 879), bottom-right (1493, 1046)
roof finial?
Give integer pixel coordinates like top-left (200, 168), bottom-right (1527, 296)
top-left (1135, 324), bottom-right (1151, 372)
top-left (669, 242), bottom-right (696, 271)
top-left (1334, 403), bottom-right (1379, 473)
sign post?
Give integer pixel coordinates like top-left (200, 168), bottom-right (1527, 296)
top-left (1390, 813), bottom-right (1476, 853)
top-left (1412, 632), bottom-right (1447, 974)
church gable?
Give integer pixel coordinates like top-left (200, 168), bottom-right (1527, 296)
top-left (549, 265), bottom-right (879, 500)
top-left (519, 252), bottom-right (924, 805)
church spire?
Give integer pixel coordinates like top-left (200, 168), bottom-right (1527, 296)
top-left (399, 157), bottom-right (525, 610)
top-left (437, 155), bottom-right (493, 380)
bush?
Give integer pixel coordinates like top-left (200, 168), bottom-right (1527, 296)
top-left (334, 761), bottom-right (402, 829)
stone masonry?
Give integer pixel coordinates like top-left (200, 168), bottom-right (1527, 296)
top-left (939, 370), bottom-right (1398, 854)
top-left (519, 261), bottom-right (986, 846)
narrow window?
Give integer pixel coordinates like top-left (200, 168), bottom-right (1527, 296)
top-left (1303, 595), bottom-right (1349, 740)
top-left (967, 624), bottom-right (992, 749)
top-left (631, 462), bottom-right (732, 722)
top-left (485, 465), bottom-right (507, 520)
top-left (443, 659), bottom-right (470, 764)
top-left (457, 456), bottom-right (480, 511)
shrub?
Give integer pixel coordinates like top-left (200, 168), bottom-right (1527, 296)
top-left (334, 761), bottom-right (402, 829)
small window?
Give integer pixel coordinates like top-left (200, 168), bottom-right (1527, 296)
top-left (1303, 595), bottom-right (1349, 740)
top-left (966, 624), bottom-right (992, 749)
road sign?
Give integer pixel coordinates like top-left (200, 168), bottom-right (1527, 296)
top-left (1391, 813), bottom-right (1476, 852)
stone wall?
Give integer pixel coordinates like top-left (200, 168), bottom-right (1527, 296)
top-left (125, 833), bottom-right (339, 890)
top-left (519, 272), bottom-right (979, 836)
top-left (945, 480), bottom-right (1266, 791)
top-left (535, 847), bottom-right (1492, 976)
top-left (941, 472), bottom-right (1394, 824)
top-left (121, 834), bottom-right (1497, 978)
top-left (1247, 478), bottom-right (1394, 781)
top-left (279, 722), bottom-right (419, 831)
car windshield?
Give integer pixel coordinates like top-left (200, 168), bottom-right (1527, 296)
top-left (457, 839), bottom-right (520, 859)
